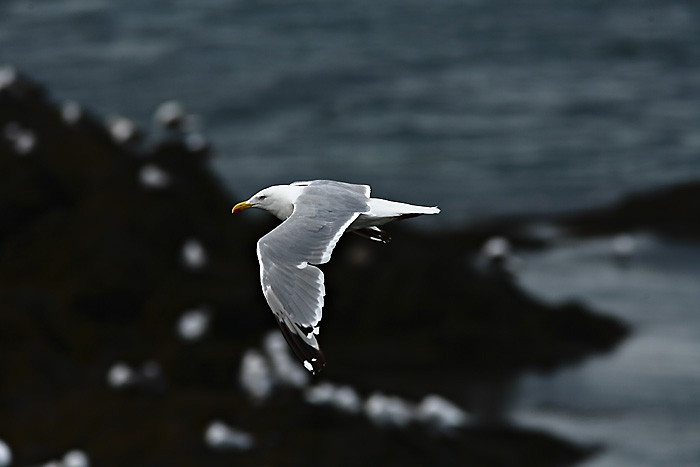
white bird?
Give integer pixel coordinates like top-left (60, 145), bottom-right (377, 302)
top-left (232, 180), bottom-right (439, 374)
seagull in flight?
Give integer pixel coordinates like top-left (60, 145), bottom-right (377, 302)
top-left (232, 180), bottom-right (439, 374)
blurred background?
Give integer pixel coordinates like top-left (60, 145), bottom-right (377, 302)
top-left (1, 0), bottom-right (699, 466)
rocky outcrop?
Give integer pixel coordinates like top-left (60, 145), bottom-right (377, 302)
top-left (0, 70), bottom-right (627, 466)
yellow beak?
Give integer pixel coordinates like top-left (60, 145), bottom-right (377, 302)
top-left (232, 201), bottom-right (253, 213)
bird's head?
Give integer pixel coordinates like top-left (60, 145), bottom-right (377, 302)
top-left (232, 185), bottom-right (301, 220)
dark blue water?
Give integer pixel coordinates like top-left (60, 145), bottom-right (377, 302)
top-left (515, 234), bottom-right (700, 466)
top-left (3, 0), bottom-right (700, 226)
top-left (3, 1), bottom-right (700, 465)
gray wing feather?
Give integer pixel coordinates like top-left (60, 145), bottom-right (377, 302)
top-left (256, 181), bottom-right (371, 372)
top-left (292, 179), bottom-right (371, 199)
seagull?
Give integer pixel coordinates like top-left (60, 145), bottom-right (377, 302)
top-left (232, 180), bottom-right (439, 374)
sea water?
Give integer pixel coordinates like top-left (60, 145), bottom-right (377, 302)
top-left (2, 0), bottom-right (700, 227)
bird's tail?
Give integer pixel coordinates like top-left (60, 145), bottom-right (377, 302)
top-left (367, 198), bottom-right (440, 218)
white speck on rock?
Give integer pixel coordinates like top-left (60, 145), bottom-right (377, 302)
top-left (333, 385), bottom-right (362, 413)
top-left (304, 382), bottom-right (336, 405)
top-left (482, 236), bottom-right (511, 260)
top-left (204, 421), bottom-right (254, 451)
top-left (62, 449), bottom-right (90, 467)
top-left (240, 349), bottom-right (273, 401)
top-left (181, 238), bottom-right (207, 270)
top-left (304, 382), bottom-right (362, 413)
top-left (177, 307), bottom-right (210, 342)
top-left (364, 392), bottom-right (415, 428)
top-left (13, 130), bottom-right (36, 155)
top-left (138, 164), bottom-right (171, 189)
top-left (108, 116), bottom-right (139, 144)
top-left (0, 66), bottom-right (17, 90)
top-left (263, 331), bottom-right (308, 388)
top-left (0, 439), bottom-right (11, 467)
top-left (153, 100), bottom-right (186, 130)
top-left (61, 101), bottom-right (83, 125)
top-left (3, 122), bottom-right (37, 155)
top-left (415, 394), bottom-right (471, 430)
top-left (107, 362), bottom-right (135, 388)
top-left (185, 132), bottom-right (208, 153)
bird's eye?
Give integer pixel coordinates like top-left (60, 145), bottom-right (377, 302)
top-left (258, 195), bottom-right (266, 200)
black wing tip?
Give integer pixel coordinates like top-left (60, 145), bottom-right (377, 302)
top-left (303, 355), bottom-right (326, 375)
top-left (277, 322), bottom-right (327, 375)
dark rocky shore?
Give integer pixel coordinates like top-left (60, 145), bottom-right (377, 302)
top-left (0, 71), bottom-right (645, 466)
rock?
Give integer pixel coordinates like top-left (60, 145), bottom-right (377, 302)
top-left (0, 69), bottom-right (622, 467)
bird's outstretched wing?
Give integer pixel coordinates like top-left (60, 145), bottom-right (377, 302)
top-left (256, 181), bottom-right (371, 373)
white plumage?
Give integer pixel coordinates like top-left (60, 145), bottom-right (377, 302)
top-left (232, 180), bottom-right (439, 373)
